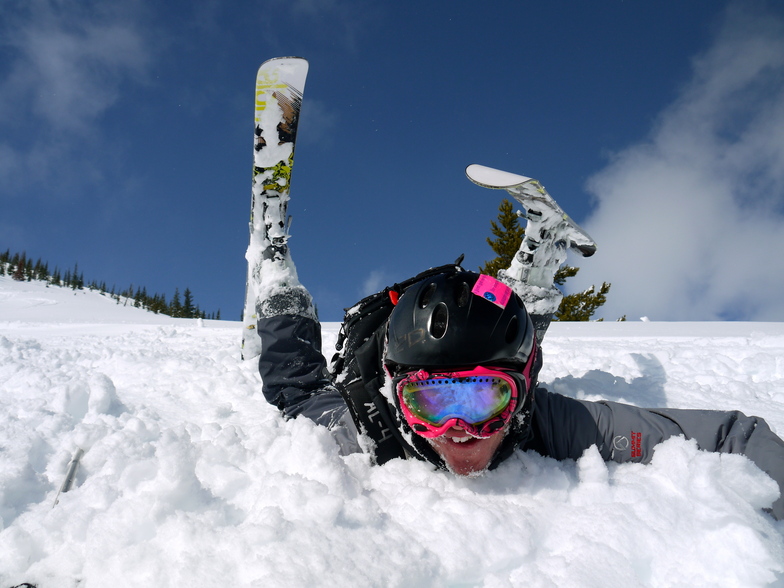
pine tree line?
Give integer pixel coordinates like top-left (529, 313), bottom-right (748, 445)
top-left (0, 249), bottom-right (222, 320)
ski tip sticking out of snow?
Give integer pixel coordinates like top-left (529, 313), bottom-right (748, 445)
top-left (465, 164), bottom-right (533, 189)
top-left (53, 447), bottom-right (84, 508)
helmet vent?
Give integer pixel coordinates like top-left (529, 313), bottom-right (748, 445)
top-left (419, 282), bottom-right (437, 308)
top-left (429, 303), bottom-right (449, 339)
top-left (456, 280), bottom-right (470, 307)
top-left (505, 316), bottom-right (519, 344)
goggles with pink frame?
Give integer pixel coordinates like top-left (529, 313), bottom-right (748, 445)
top-left (395, 366), bottom-right (522, 439)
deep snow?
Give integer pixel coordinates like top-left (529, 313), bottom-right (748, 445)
top-left (1, 276), bottom-right (783, 587)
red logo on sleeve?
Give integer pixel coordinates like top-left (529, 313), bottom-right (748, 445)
top-left (631, 431), bottom-right (642, 458)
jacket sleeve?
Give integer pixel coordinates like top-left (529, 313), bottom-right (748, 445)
top-left (257, 314), bottom-right (361, 455)
top-left (528, 388), bottom-right (784, 520)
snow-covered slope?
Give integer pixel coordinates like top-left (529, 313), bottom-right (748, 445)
top-left (1, 276), bottom-right (783, 586)
top-left (0, 276), bottom-right (185, 326)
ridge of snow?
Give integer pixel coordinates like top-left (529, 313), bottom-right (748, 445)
top-left (1, 276), bottom-right (783, 586)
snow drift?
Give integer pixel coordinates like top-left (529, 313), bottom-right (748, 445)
top-left (1, 276), bottom-right (783, 587)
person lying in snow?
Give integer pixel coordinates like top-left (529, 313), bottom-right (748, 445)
top-left (253, 255), bottom-right (784, 522)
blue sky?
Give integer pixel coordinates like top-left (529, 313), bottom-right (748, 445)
top-left (2, 0), bottom-right (783, 322)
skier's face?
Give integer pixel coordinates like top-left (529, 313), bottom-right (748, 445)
top-left (428, 425), bottom-right (507, 475)
top-left (393, 365), bottom-right (517, 474)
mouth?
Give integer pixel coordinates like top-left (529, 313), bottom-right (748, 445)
top-left (448, 434), bottom-right (474, 444)
top-left (428, 429), bottom-right (505, 476)
top-left (442, 432), bottom-right (482, 446)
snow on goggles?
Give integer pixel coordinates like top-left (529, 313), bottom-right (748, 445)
top-left (396, 366), bottom-right (519, 439)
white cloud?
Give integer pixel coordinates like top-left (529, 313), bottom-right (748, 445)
top-left (361, 269), bottom-right (390, 297)
top-left (572, 3), bottom-right (784, 322)
top-left (265, 0), bottom-right (383, 52)
top-left (299, 98), bottom-right (339, 148)
top-left (0, 0), bottom-right (153, 195)
top-left (0, 1), bottom-right (151, 133)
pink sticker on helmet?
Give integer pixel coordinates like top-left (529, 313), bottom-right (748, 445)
top-left (471, 275), bottom-right (512, 308)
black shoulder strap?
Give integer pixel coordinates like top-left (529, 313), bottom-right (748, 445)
top-left (331, 256), bottom-right (466, 465)
top-left (339, 329), bottom-right (407, 464)
top-left (340, 327), bottom-right (446, 467)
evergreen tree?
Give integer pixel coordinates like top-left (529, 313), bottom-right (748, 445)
top-left (479, 199), bottom-right (524, 277)
top-left (182, 288), bottom-right (195, 318)
top-left (481, 198), bottom-right (611, 321)
top-left (25, 257), bottom-right (34, 281)
top-left (554, 267), bottom-right (611, 321)
top-left (554, 265), bottom-right (578, 286)
top-left (155, 293), bottom-right (169, 314)
top-left (71, 263), bottom-right (83, 290)
top-left (170, 288), bottom-right (183, 318)
top-left (12, 255), bottom-right (25, 281)
top-left (36, 259), bottom-right (48, 280)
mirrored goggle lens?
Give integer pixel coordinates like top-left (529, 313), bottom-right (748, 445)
top-left (400, 375), bottom-right (513, 426)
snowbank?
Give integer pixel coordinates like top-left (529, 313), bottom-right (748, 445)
top-left (1, 277), bottom-right (783, 586)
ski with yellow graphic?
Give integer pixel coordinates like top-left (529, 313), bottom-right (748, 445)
top-left (242, 57), bottom-right (310, 359)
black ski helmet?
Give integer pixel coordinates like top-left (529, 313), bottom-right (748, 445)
top-left (384, 269), bottom-right (541, 469)
top-left (385, 270), bottom-right (536, 373)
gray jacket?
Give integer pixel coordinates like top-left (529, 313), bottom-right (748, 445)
top-left (258, 315), bottom-right (784, 520)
